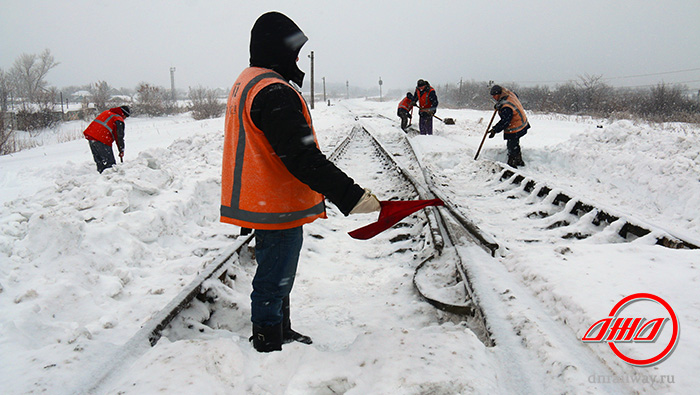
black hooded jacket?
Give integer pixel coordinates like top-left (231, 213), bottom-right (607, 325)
top-left (247, 12), bottom-right (364, 215)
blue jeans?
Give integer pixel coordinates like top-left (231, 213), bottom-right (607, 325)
top-left (251, 227), bottom-right (303, 327)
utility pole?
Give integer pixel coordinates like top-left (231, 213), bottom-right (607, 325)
top-left (308, 51), bottom-right (314, 109)
top-left (170, 67), bottom-right (176, 101)
top-left (322, 77), bottom-right (326, 103)
top-left (346, 80), bottom-right (349, 99)
top-left (378, 77), bottom-right (383, 102)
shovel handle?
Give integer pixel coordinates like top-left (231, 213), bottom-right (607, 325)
top-left (474, 109), bottom-right (498, 160)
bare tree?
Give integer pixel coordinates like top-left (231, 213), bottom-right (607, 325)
top-left (0, 71), bottom-right (7, 153)
top-left (92, 81), bottom-right (112, 112)
top-left (646, 83), bottom-right (689, 120)
top-left (135, 82), bottom-right (167, 116)
top-left (1, 68), bottom-right (14, 153)
top-left (9, 49), bottom-right (59, 110)
top-left (35, 87), bottom-right (57, 112)
top-left (441, 75), bottom-right (699, 123)
top-left (7, 50), bottom-right (61, 131)
top-left (188, 86), bottom-right (225, 120)
top-left (0, 68), bottom-right (9, 112)
top-left (15, 86), bottom-right (59, 132)
top-left (575, 74), bottom-right (612, 114)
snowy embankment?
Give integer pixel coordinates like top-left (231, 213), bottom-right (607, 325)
top-left (1, 99), bottom-right (699, 394)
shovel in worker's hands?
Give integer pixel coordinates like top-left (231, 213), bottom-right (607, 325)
top-left (348, 198), bottom-right (444, 240)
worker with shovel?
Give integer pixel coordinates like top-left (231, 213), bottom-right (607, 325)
top-left (83, 105), bottom-right (130, 173)
top-left (397, 92), bottom-right (416, 131)
top-left (414, 79), bottom-right (438, 135)
top-left (488, 85), bottom-right (529, 168)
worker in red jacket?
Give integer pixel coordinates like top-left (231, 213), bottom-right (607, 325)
top-left (397, 92), bottom-right (415, 131)
top-left (83, 106), bottom-right (130, 173)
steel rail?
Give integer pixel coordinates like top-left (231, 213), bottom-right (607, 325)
top-left (496, 167), bottom-right (699, 250)
top-left (77, 233), bottom-right (254, 394)
top-left (82, 120), bottom-right (502, 395)
top-left (346, 123), bottom-right (494, 346)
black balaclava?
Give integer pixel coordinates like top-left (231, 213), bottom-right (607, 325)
top-left (249, 11), bottom-right (308, 87)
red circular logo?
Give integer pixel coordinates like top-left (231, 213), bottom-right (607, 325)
top-left (607, 293), bottom-right (680, 366)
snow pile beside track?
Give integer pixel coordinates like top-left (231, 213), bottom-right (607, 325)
top-left (532, 119), bottom-right (700, 237)
top-left (0, 130), bottom-right (235, 393)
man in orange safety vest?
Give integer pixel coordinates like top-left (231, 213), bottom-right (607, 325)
top-left (488, 84), bottom-right (530, 168)
top-left (221, 11), bottom-right (381, 353)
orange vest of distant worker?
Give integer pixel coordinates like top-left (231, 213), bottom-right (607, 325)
top-left (498, 88), bottom-right (528, 134)
top-left (220, 67), bottom-right (326, 230)
top-left (83, 108), bottom-right (124, 145)
top-left (416, 86), bottom-right (436, 111)
top-left (398, 96), bottom-right (413, 112)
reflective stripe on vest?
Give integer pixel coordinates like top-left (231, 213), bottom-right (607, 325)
top-left (417, 87), bottom-right (435, 110)
top-left (83, 110), bottom-right (123, 145)
top-left (220, 68), bottom-right (325, 229)
top-left (398, 97), bottom-right (413, 111)
top-left (499, 90), bottom-right (528, 134)
top-left (95, 114), bottom-right (120, 143)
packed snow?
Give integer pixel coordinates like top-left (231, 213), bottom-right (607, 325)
top-left (1, 98), bottom-right (698, 394)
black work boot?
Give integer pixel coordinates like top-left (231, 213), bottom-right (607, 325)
top-left (251, 323), bottom-right (283, 352)
top-left (507, 155), bottom-right (518, 168)
top-left (514, 152), bottom-right (525, 167)
top-left (282, 296), bottom-right (313, 345)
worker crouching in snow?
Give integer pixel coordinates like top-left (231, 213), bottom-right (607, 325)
top-left (397, 92), bottom-right (415, 131)
top-left (488, 85), bottom-right (529, 168)
top-left (220, 11), bottom-right (381, 353)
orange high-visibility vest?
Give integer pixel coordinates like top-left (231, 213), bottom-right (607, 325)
top-left (398, 96), bottom-right (413, 112)
top-left (498, 88), bottom-right (528, 134)
top-left (416, 86), bottom-right (435, 110)
top-left (220, 67), bottom-right (326, 230)
top-left (83, 108), bottom-right (124, 145)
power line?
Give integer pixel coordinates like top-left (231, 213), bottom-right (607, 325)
top-left (514, 67), bottom-right (700, 86)
top-left (603, 67), bottom-right (700, 81)
top-left (613, 79), bottom-right (700, 90)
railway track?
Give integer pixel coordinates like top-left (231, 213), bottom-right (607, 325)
top-left (419, 153), bottom-right (699, 254)
top-left (348, 111), bottom-right (693, 392)
top-left (493, 166), bottom-right (698, 249)
top-left (78, 234), bottom-right (253, 393)
top-left (77, 123), bottom-right (497, 393)
top-left (354, 108), bottom-right (698, 252)
top-left (76, 109), bottom-right (685, 393)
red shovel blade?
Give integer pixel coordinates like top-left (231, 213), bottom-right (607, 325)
top-left (348, 198), bottom-right (444, 240)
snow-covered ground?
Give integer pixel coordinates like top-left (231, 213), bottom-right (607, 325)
top-left (1, 98), bottom-right (698, 394)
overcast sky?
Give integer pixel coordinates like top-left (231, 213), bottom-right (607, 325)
top-left (1, 0), bottom-right (699, 96)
